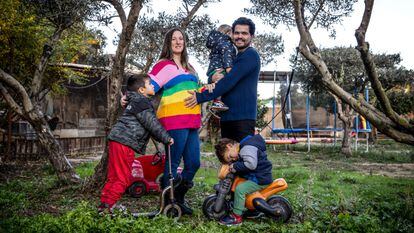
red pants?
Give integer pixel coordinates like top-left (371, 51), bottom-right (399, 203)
top-left (100, 141), bottom-right (135, 206)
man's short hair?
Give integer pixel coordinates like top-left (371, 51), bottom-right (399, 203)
top-left (127, 73), bottom-right (149, 92)
top-left (232, 17), bottom-right (255, 35)
top-left (214, 138), bottom-right (237, 164)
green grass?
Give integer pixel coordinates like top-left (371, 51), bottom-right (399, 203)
top-left (0, 142), bottom-right (413, 232)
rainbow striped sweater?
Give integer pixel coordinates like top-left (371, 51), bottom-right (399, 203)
top-left (149, 60), bottom-right (201, 131)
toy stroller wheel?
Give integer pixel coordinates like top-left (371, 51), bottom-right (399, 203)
top-left (163, 203), bottom-right (182, 219)
top-left (266, 195), bottom-right (293, 223)
top-left (202, 194), bottom-right (229, 220)
top-left (128, 181), bottom-right (147, 198)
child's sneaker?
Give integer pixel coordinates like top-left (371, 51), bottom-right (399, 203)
top-left (219, 213), bottom-right (242, 226)
top-left (98, 202), bottom-right (112, 216)
top-left (98, 203), bottom-right (127, 216)
top-left (243, 210), bottom-right (264, 219)
top-left (111, 204), bottom-right (128, 216)
top-left (210, 100), bottom-right (229, 112)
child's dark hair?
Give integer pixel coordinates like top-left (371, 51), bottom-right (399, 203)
top-left (127, 73), bottom-right (149, 92)
top-left (232, 17), bottom-right (255, 35)
top-left (214, 138), bottom-right (237, 164)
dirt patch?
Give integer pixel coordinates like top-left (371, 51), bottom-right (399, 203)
top-left (68, 155), bottom-right (102, 165)
top-left (352, 162), bottom-right (414, 178)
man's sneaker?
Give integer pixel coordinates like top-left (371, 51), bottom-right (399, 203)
top-left (219, 213), bottom-right (243, 226)
top-left (210, 101), bottom-right (229, 112)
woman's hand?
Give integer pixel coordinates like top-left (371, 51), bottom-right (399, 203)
top-left (184, 90), bottom-right (198, 108)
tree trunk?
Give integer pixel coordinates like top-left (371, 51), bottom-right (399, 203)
top-left (28, 106), bottom-right (80, 183)
top-left (0, 69), bottom-right (80, 184)
top-left (292, 0), bottom-right (414, 145)
top-left (369, 127), bottom-right (377, 144)
top-left (339, 110), bottom-right (353, 157)
top-left (334, 98), bottom-right (353, 157)
top-left (6, 111), bottom-right (12, 161)
top-left (341, 122), bottom-right (352, 156)
top-left (142, 56), bottom-right (154, 73)
top-left (83, 0), bottom-right (143, 191)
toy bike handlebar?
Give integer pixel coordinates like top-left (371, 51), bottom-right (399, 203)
top-left (218, 164), bottom-right (231, 180)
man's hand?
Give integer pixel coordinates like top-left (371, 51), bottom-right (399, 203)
top-left (168, 138), bottom-right (174, 145)
top-left (184, 90), bottom-right (198, 108)
top-left (204, 83), bottom-right (216, 93)
top-left (120, 94), bottom-right (128, 108)
top-left (211, 68), bottom-right (224, 83)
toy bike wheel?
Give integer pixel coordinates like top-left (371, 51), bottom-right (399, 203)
top-left (163, 203), bottom-right (182, 219)
top-left (202, 194), bottom-right (229, 220)
top-left (128, 181), bottom-right (147, 198)
top-left (266, 195), bottom-right (293, 222)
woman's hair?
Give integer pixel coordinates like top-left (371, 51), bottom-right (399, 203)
top-left (159, 27), bottom-right (194, 74)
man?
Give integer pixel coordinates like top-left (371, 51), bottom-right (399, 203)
top-left (185, 17), bottom-right (260, 142)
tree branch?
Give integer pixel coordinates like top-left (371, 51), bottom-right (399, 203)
top-left (180, 0), bottom-right (206, 28)
top-left (308, 0), bottom-right (326, 29)
top-left (354, 0), bottom-right (413, 133)
top-left (38, 88), bottom-right (51, 102)
top-left (31, 27), bottom-right (65, 99)
top-left (107, 0), bottom-right (143, 127)
top-left (293, 0), bottom-right (414, 143)
top-left (103, 0), bottom-right (127, 27)
top-left (0, 68), bottom-right (34, 113)
top-left (0, 83), bottom-right (23, 116)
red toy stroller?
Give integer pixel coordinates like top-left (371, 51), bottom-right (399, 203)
top-left (132, 145), bottom-right (183, 219)
top-left (127, 151), bottom-right (164, 198)
top-left (127, 142), bottom-right (182, 198)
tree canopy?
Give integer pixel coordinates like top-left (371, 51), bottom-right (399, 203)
top-left (246, 0), bottom-right (414, 144)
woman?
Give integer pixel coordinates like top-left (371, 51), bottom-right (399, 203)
top-left (149, 28), bottom-right (201, 215)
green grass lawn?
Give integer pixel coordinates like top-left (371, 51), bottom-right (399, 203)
top-left (0, 141), bottom-right (413, 232)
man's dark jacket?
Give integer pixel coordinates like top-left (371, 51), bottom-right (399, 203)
top-left (108, 91), bottom-right (171, 154)
top-left (197, 47), bottom-right (261, 122)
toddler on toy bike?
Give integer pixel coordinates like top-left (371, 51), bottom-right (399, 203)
top-left (202, 135), bottom-right (292, 226)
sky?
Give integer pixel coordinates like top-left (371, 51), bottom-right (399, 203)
top-left (99, 0), bottom-right (414, 99)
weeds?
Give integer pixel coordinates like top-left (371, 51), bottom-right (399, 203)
top-left (0, 143), bottom-right (413, 232)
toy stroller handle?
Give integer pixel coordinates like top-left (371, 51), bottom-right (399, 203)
top-left (151, 151), bottom-right (163, 166)
top-left (166, 145), bottom-right (175, 200)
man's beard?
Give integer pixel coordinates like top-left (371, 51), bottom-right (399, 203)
top-left (235, 39), bottom-right (251, 50)
top-left (236, 44), bottom-right (249, 50)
